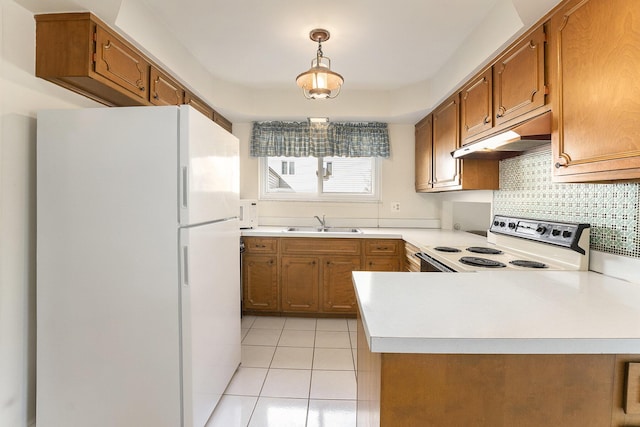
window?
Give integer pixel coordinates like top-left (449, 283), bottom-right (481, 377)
top-left (261, 156), bottom-right (378, 201)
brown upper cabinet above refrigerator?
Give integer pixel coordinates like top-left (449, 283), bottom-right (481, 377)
top-left (149, 66), bottom-right (185, 106)
top-left (549, 0), bottom-right (640, 182)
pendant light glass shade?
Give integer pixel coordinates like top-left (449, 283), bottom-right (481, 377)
top-left (296, 29), bottom-right (344, 99)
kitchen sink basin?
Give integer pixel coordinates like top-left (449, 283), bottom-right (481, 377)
top-left (285, 226), bottom-right (362, 234)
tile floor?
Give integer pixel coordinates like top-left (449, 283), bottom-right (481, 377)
top-left (206, 316), bottom-right (358, 427)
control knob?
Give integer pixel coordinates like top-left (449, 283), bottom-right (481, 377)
top-left (536, 226), bottom-right (547, 234)
top-left (562, 230), bottom-right (572, 238)
top-left (499, 221), bottom-right (506, 227)
top-left (508, 222), bottom-right (516, 229)
top-left (493, 220), bottom-right (500, 226)
top-left (551, 229), bottom-right (561, 237)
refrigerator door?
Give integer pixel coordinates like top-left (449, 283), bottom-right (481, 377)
top-left (180, 218), bottom-right (241, 426)
top-left (179, 106), bottom-right (239, 226)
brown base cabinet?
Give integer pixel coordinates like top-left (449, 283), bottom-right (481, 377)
top-left (281, 256), bottom-right (320, 312)
top-left (242, 237), bottom-right (403, 316)
top-left (356, 318), bottom-right (640, 427)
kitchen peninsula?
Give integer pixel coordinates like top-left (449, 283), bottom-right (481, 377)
top-left (353, 270), bottom-right (640, 427)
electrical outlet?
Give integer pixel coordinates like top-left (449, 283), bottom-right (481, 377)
top-left (391, 202), bottom-right (400, 212)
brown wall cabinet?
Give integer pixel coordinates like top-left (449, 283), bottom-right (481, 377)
top-left (414, 115), bottom-right (433, 192)
top-left (460, 68), bottom-right (493, 141)
top-left (35, 12), bottom-right (232, 132)
top-left (493, 25), bottom-right (547, 127)
top-left (149, 66), bottom-right (185, 106)
top-left (460, 25), bottom-right (548, 146)
top-left (416, 93), bottom-right (499, 193)
top-left (549, 0), bottom-right (640, 182)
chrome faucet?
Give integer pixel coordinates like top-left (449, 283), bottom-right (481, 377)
top-left (314, 215), bottom-right (326, 228)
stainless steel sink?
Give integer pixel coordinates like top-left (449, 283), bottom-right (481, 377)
top-left (285, 226), bottom-right (361, 233)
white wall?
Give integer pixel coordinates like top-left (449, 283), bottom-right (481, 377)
top-left (237, 122), bottom-right (442, 227)
top-left (0, 2), bottom-right (99, 426)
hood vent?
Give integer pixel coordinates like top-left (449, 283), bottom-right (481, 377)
top-left (452, 112), bottom-right (551, 160)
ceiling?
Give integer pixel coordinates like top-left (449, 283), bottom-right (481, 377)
top-left (136, 0), bottom-right (502, 91)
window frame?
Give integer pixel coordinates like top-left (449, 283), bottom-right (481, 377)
top-left (259, 156), bottom-right (381, 202)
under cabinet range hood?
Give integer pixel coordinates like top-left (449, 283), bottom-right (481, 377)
top-left (452, 112), bottom-right (551, 160)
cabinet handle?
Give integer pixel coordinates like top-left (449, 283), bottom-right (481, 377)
top-left (496, 107), bottom-right (506, 118)
top-left (139, 86), bottom-right (145, 91)
top-left (484, 116), bottom-right (491, 124)
top-left (153, 93), bottom-right (159, 99)
top-left (377, 247), bottom-right (388, 251)
top-left (555, 156), bottom-right (569, 168)
top-left (256, 244), bottom-right (266, 248)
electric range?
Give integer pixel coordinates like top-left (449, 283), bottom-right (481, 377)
top-left (417, 215), bottom-right (590, 272)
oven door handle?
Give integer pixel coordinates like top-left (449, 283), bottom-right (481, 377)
top-left (416, 252), bottom-right (456, 273)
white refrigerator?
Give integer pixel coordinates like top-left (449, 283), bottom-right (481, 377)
top-left (36, 105), bottom-right (241, 427)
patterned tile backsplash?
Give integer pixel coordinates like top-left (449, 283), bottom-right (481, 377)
top-left (493, 148), bottom-right (640, 258)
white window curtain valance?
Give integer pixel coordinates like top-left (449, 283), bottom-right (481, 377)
top-left (250, 121), bottom-right (390, 158)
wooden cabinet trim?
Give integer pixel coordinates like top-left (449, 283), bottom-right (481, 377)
top-left (281, 238), bottom-right (361, 255)
top-left (149, 66), bottom-right (185, 106)
top-left (243, 237), bottom-right (278, 253)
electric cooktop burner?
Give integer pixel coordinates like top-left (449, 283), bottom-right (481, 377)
top-left (459, 256), bottom-right (506, 268)
top-left (509, 260), bottom-right (548, 268)
top-left (434, 246), bottom-right (462, 253)
top-left (466, 246), bottom-right (503, 255)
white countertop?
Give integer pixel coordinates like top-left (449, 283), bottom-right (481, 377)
top-left (353, 270), bottom-right (640, 354)
top-left (241, 226), bottom-right (488, 247)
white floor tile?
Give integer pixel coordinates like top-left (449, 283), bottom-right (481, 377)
top-left (241, 345), bottom-right (276, 368)
top-left (349, 331), bottom-right (357, 348)
top-left (206, 395), bottom-right (257, 427)
top-left (310, 370), bottom-right (356, 400)
top-left (314, 331), bottom-right (351, 348)
top-left (278, 329), bottom-right (316, 347)
top-left (347, 318), bottom-right (357, 332)
top-left (242, 328), bottom-right (282, 346)
top-left (248, 397), bottom-right (308, 427)
top-left (241, 328), bottom-right (250, 340)
top-left (252, 316), bottom-right (286, 329)
top-left (224, 367), bottom-right (268, 396)
top-left (260, 369), bottom-right (311, 399)
top-left (241, 315), bottom-right (257, 329)
top-left (312, 348), bottom-right (354, 371)
top-left (316, 318), bottom-right (349, 331)
top-left (270, 347), bottom-right (314, 369)
top-left (284, 317), bottom-right (317, 331)
top-left (306, 399), bottom-right (357, 427)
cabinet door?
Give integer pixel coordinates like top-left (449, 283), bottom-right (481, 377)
top-left (150, 66), bottom-right (185, 106)
top-left (461, 68), bottom-right (493, 142)
top-left (415, 115), bottom-right (433, 192)
top-left (549, 0), bottom-right (640, 182)
top-left (432, 93), bottom-right (461, 189)
top-left (242, 254), bottom-right (278, 311)
top-left (94, 26), bottom-right (149, 101)
top-left (493, 25), bottom-right (546, 126)
top-left (322, 256), bottom-right (361, 313)
top-left (281, 256), bottom-right (319, 312)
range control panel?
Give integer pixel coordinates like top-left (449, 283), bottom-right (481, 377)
top-left (489, 215), bottom-right (590, 254)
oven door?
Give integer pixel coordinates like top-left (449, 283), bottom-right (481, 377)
top-left (416, 252), bottom-right (456, 272)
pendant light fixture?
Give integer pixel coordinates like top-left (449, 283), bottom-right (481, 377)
top-left (296, 29), bottom-right (344, 99)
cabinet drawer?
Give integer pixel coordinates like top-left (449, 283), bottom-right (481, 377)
top-left (364, 239), bottom-right (402, 256)
top-left (282, 238), bottom-right (361, 255)
top-left (244, 237), bottom-right (278, 253)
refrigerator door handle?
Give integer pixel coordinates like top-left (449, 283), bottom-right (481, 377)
top-left (182, 245), bottom-right (189, 286)
top-left (181, 166), bottom-right (189, 209)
